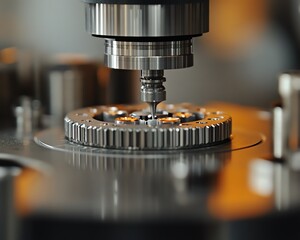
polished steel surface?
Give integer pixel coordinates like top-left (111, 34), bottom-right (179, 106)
top-left (104, 39), bottom-right (193, 70)
top-left (35, 127), bottom-right (262, 169)
top-left (279, 72), bottom-right (300, 161)
top-left (273, 105), bottom-right (284, 159)
top-left (63, 103), bottom-right (232, 150)
top-left (85, 3), bottom-right (209, 37)
top-left (140, 70), bottom-right (166, 119)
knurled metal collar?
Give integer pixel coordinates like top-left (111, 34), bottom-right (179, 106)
top-left (64, 103), bottom-right (232, 150)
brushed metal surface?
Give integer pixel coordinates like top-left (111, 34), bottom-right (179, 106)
top-left (85, 3), bottom-right (209, 37)
top-left (104, 39), bottom-right (193, 70)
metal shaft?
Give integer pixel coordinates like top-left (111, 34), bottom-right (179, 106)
top-left (279, 72), bottom-right (300, 155)
top-left (273, 104), bottom-right (284, 159)
top-left (140, 70), bottom-right (166, 119)
top-left (0, 167), bottom-right (21, 240)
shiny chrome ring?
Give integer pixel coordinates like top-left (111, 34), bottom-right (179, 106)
top-left (85, 2), bottom-right (209, 37)
top-left (104, 39), bottom-right (193, 70)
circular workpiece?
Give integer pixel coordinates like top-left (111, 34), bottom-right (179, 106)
top-left (64, 103), bottom-right (232, 150)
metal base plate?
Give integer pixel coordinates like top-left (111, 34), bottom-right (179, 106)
top-left (35, 128), bottom-right (263, 173)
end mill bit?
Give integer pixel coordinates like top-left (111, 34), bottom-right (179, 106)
top-left (140, 70), bottom-right (166, 120)
top-left (149, 102), bottom-right (158, 120)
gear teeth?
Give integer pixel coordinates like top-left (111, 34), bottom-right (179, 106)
top-left (64, 105), bottom-right (232, 150)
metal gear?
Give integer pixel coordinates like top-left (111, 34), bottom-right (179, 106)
top-left (64, 103), bottom-right (232, 150)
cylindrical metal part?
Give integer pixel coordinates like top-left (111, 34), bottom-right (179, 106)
top-left (140, 70), bottom-right (166, 118)
top-left (0, 166), bottom-right (21, 240)
top-left (140, 70), bottom-right (166, 103)
top-left (43, 63), bottom-right (98, 121)
top-left (85, 1), bottom-right (209, 38)
top-left (105, 39), bottom-right (193, 70)
top-left (84, 0), bottom-right (209, 71)
top-left (84, 0), bottom-right (209, 118)
top-left (273, 104), bottom-right (284, 159)
top-left (279, 72), bottom-right (300, 156)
